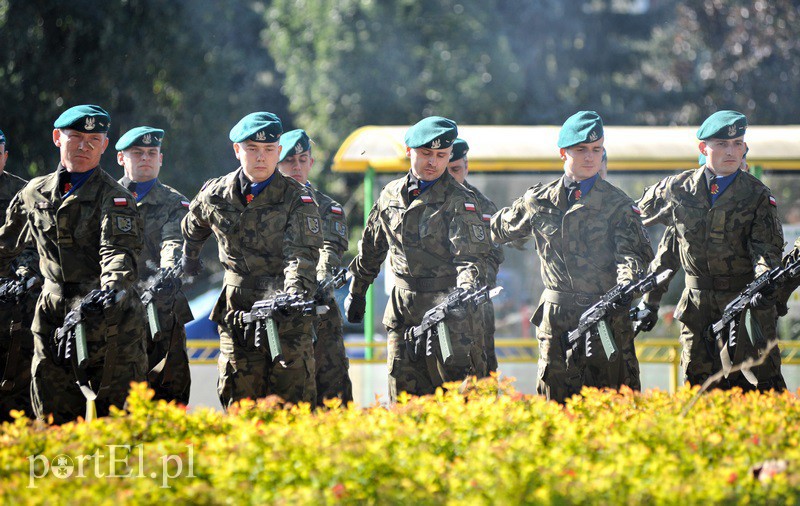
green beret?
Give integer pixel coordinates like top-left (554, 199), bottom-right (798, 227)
top-left (450, 138), bottom-right (469, 162)
top-left (698, 153), bottom-right (706, 166)
top-left (696, 110), bottom-right (747, 140)
top-left (602, 148), bottom-right (607, 163)
top-left (404, 116), bottom-right (458, 149)
top-left (278, 129), bottom-right (311, 162)
top-left (53, 105), bottom-right (110, 133)
top-left (558, 111), bottom-right (604, 148)
top-left (115, 126), bottom-right (164, 151)
top-left (0, 129), bottom-right (5, 145)
top-left (229, 112), bottom-right (282, 143)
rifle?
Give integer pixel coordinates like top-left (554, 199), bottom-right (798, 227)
top-left (238, 293), bottom-right (329, 362)
top-left (708, 255), bottom-right (800, 382)
top-left (562, 269), bottom-right (674, 363)
top-left (406, 285), bottom-right (503, 381)
top-left (0, 274), bottom-right (41, 392)
top-left (314, 268), bottom-right (348, 303)
top-left (140, 264), bottom-right (183, 342)
top-left (54, 288), bottom-right (127, 422)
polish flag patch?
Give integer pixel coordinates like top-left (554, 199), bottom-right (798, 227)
top-left (482, 213), bottom-right (492, 222)
top-left (113, 197), bottom-right (128, 207)
top-left (464, 202), bottom-right (476, 212)
top-left (300, 195), bottom-right (314, 204)
top-left (181, 200), bottom-right (191, 208)
top-left (631, 205), bottom-right (641, 215)
top-left (330, 205), bottom-right (343, 215)
top-left (769, 195), bottom-right (777, 207)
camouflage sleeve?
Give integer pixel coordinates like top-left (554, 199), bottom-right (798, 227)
top-left (490, 190), bottom-right (535, 245)
top-left (450, 197), bottom-right (490, 289)
top-left (160, 198), bottom-right (189, 269)
top-left (0, 192), bottom-right (30, 277)
top-left (317, 204), bottom-right (349, 280)
top-left (637, 178), bottom-right (672, 227)
top-left (612, 202), bottom-right (654, 285)
top-left (283, 195), bottom-right (323, 295)
top-left (777, 237), bottom-right (800, 305)
top-left (348, 201), bottom-right (389, 297)
top-left (12, 224), bottom-right (40, 278)
top-left (483, 201), bottom-right (504, 287)
top-left (747, 191), bottom-right (784, 276)
top-left (643, 226), bottom-right (680, 306)
top-left (181, 191), bottom-right (213, 261)
top-left (99, 192), bottom-right (143, 291)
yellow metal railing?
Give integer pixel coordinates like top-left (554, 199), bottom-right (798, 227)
top-left (187, 338), bottom-right (800, 393)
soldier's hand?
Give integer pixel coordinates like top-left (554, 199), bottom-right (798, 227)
top-left (270, 293), bottom-right (294, 323)
top-left (632, 301), bottom-right (659, 332)
top-left (344, 293), bottom-right (366, 323)
top-left (180, 256), bottom-right (203, 277)
top-left (609, 291), bottom-right (634, 316)
top-left (225, 310), bottom-right (248, 346)
top-left (750, 291), bottom-right (778, 310)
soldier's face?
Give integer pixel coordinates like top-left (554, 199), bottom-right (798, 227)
top-left (408, 146), bottom-right (453, 181)
top-left (447, 158), bottom-right (468, 184)
top-left (53, 129), bottom-right (109, 173)
top-left (117, 146), bottom-right (163, 182)
top-left (560, 138), bottom-right (604, 181)
top-left (277, 151), bottom-right (314, 185)
top-left (234, 140), bottom-right (282, 183)
top-left (700, 137), bottom-right (747, 176)
top-left (0, 144), bottom-right (6, 174)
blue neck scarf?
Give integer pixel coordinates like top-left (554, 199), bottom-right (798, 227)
top-left (710, 170), bottom-right (739, 205)
top-left (131, 178), bottom-right (157, 202)
top-left (250, 172), bottom-right (276, 198)
top-left (64, 169), bottom-right (95, 198)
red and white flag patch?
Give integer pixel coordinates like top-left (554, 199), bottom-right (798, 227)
top-left (113, 197), bottom-right (128, 207)
top-left (464, 202), bottom-right (476, 212)
top-left (181, 200), bottom-right (191, 208)
top-left (330, 205), bottom-right (343, 215)
top-left (631, 205), bottom-right (641, 215)
top-left (482, 213), bottom-right (492, 222)
top-left (300, 195), bottom-right (314, 204)
top-left (769, 195), bottom-right (777, 207)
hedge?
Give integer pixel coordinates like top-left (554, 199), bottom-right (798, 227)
top-left (1, 377), bottom-right (798, 505)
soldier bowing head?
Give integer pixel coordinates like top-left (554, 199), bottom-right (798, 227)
top-left (277, 129), bottom-right (314, 185)
top-left (405, 116), bottom-right (457, 182)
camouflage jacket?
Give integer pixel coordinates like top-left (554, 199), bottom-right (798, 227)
top-left (0, 165), bottom-right (141, 290)
top-left (464, 181), bottom-right (504, 287)
top-left (642, 225), bottom-right (681, 306)
top-left (182, 168), bottom-right (322, 295)
top-left (119, 177), bottom-right (188, 281)
top-left (0, 170), bottom-right (38, 276)
top-left (491, 177), bottom-right (653, 293)
top-left (310, 184), bottom-right (348, 281)
top-left (349, 170), bottom-right (490, 296)
top-left (775, 236), bottom-right (800, 305)
top-left (637, 168), bottom-right (783, 284)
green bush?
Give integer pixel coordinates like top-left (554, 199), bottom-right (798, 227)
top-left (1, 378), bottom-right (798, 505)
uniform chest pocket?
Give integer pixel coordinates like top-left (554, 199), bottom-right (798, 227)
top-left (383, 205), bottom-right (405, 232)
top-left (240, 208), bottom-right (288, 250)
top-left (531, 206), bottom-right (561, 237)
top-left (31, 206), bottom-right (56, 233)
top-left (72, 204), bottom-right (99, 239)
top-left (673, 203), bottom-right (706, 241)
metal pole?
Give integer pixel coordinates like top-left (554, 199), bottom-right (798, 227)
top-left (364, 165), bottom-right (375, 359)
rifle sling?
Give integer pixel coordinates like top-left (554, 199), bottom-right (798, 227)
top-left (0, 307), bottom-right (24, 391)
top-left (685, 274), bottom-right (751, 292)
top-left (147, 320), bottom-right (182, 387)
top-left (72, 313), bottom-right (120, 403)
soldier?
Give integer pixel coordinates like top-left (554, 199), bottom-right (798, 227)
top-left (0, 128), bottom-right (39, 421)
top-left (277, 129), bottom-right (353, 406)
top-left (637, 110), bottom-right (786, 391)
top-left (345, 116), bottom-right (491, 402)
top-left (181, 112), bottom-right (322, 409)
top-left (0, 105), bottom-right (146, 423)
top-left (490, 111), bottom-right (653, 403)
top-left (446, 138), bottom-right (504, 374)
top-left (116, 126), bottom-right (193, 404)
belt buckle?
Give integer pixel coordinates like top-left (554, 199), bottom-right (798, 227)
top-left (716, 278), bottom-right (730, 291)
top-left (574, 294), bottom-right (592, 306)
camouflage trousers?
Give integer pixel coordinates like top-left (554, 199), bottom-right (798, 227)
top-left (217, 316), bottom-right (316, 409)
top-left (313, 298), bottom-right (352, 406)
top-left (675, 288), bottom-right (786, 392)
top-left (483, 301), bottom-right (497, 374)
top-left (384, 287), bottom-right (486, 403)
top-left (31, 291), bottom-right (148, 424)
top-left (532, 299), bottom-right (639, 404)
top-left (0, 290), bottom-right (37, 421)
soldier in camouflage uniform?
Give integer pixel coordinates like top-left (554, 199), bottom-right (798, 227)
top-left (491, 111), bottom-right (653, 403)
top-left (637, 110), bottom-right (786, 391)
top-left (446, 138), bottom-right (504, 374)
top-left (0, 105), bottom-right (146, 423)
top-left (277, 129), bottom-right (353, 406)
top-left (116, 126), bottom-right (193, 404)
top-left (345, 117), bottom-right (491, 402)
top-left (0, 128), bottom-right (40, 421)
top-left (776, 237), bottom-right (800, 318)
top-left (181, 112), bottom-right (322, 409)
